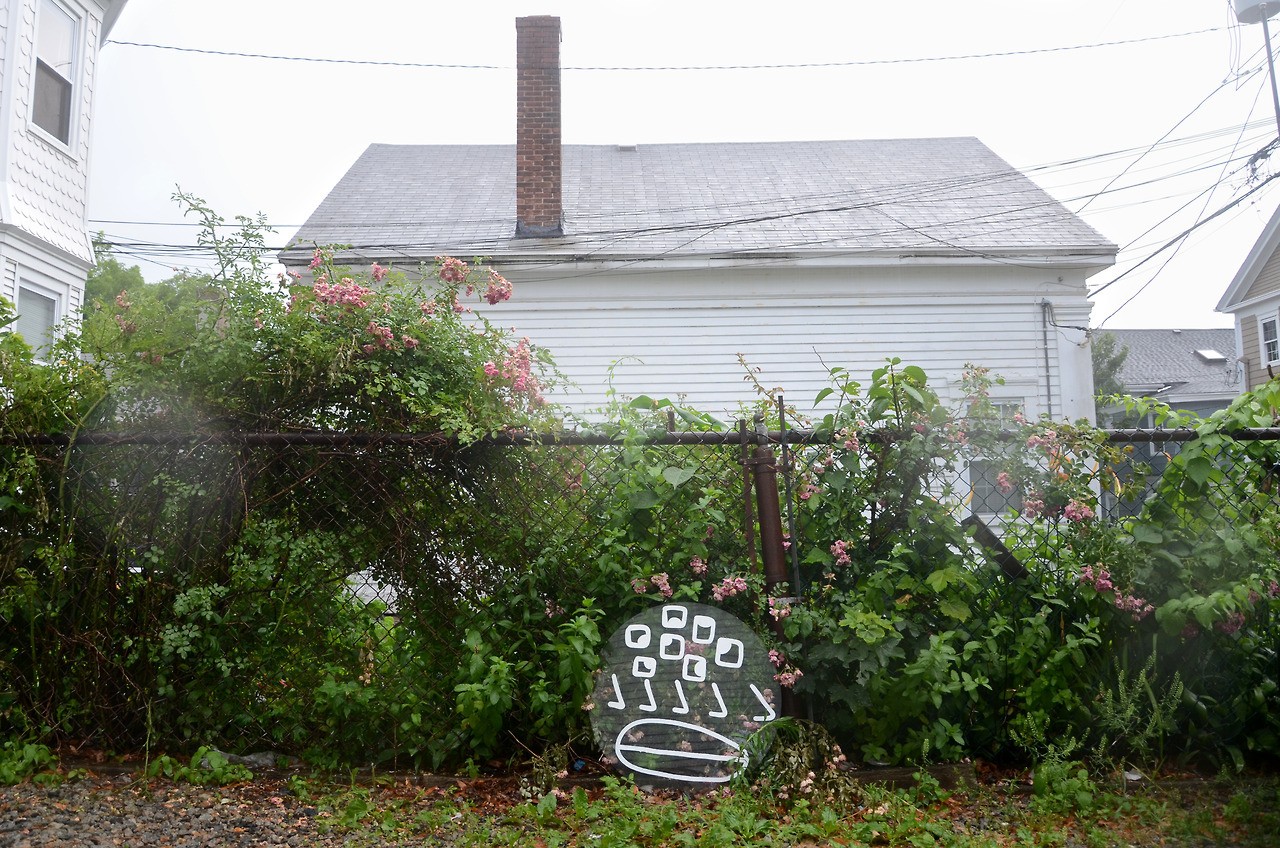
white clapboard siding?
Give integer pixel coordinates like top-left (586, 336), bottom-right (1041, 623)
top-left (479, 262), bottom-right (1093, 420)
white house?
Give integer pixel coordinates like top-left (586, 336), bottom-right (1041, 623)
top-left (282, 16), bottom-right (1116, 422)
top-left (0, 0), bottom-right (127, 354)
top-left (1217, 202), bottom-right (1280, 392)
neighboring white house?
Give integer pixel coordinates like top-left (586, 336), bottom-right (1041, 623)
top-left (0, 0), bottom-right (127, 354)
top-left (1217, 201), bottom-right (1280, 392)
top-left (281, 16), bottom-right (1116, 422)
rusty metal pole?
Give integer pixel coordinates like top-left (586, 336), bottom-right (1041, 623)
top-left (751, 416), bottom-right (799, 717)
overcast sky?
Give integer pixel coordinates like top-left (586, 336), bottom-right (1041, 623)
top-left (88, 1), bottom-right (1280, 330)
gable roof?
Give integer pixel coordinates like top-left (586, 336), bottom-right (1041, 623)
top-left (1217, 201), bottom-right (1280, 312)
top-left (281, 138), bottom-right (1115, 269)
top-left (1104, 328), bottom-right (1238, 401)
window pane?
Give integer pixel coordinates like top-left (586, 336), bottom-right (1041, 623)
top-left (15, 286), bottom-right (58, 354)
top-left (33, 0), bottom-right (75, 143)
top-left (1265, 319), bottom-right (1278, 363)
top-left (969, 459), bottom-right (1021, 515)
top-left (38, 0), bottom-right (76, 78)
top-left (32, 60), bottom-right (72, 141)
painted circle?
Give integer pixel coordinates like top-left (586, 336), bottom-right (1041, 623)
top-left (589, 602), bottom-right (777, 785)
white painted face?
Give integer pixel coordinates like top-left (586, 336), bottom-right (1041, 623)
top-left (589, 602), bottom-right (777, 785)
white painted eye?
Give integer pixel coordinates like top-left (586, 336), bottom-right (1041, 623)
top-left (661, 605), bottom-right (688, 629)
top-left (624, 624), bottom-right (651, 649)
top-left (714, 638), bottom-right (743, 669)
top-left (691, 614), bottom-right (716, 644)
top-left (633, 656), bottom-right (657, 678)
top-left (659, 632), bottom-right (685, 660)
top-left (681, 654), bottom-right (707, 682)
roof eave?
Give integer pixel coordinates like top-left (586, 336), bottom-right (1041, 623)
top-left (1218, 202), bottom-right (1280, 312)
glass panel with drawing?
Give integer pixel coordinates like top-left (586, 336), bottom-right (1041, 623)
top-left (588, 603), bottom-right (778, 785)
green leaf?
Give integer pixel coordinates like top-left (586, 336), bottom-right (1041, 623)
top-left (627, 489), bottom-right (661, 510)
top-left (1130, 524), bottom-right (1163, 545)
top-left (1183, 456), bottom-right (1214, 489)
top-left (939, 598), bottom-right (971, 622)
top-left (814, 387), bottom-right (834, 405)
top-left (925, 567), bottom-right (960, 593)
top-left (662, 466), bottom-right (696, 487)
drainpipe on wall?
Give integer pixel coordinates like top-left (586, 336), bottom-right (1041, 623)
top-left (1040, 299), bottom-right (1054, 420)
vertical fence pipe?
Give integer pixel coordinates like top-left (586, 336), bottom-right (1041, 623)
top-left (752, 415), bottom-right (799, 717)
top-left (738, 419), bottom-right (759, 576)
top-left (774, 395), bottom-right (803, 593)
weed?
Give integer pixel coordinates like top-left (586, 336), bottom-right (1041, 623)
top-left (143, 746), bottom-right (252, 786)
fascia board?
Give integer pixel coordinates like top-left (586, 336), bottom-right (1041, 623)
top-left (1217, 202), bottom-right (1280, 312)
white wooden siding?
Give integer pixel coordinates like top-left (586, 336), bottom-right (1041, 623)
top-left (3, 0), bottom-right (102, 266)
top-left (480, 263), bottom-right (1092, 421)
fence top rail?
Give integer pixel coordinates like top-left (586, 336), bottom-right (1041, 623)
top-left (5, 427), bottom-right (1280, 449)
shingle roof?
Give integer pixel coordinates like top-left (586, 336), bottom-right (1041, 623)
top-left (281, 138), bottom-right (1115, 265)
top-left (1105, 328), bottom-right (1239, 400)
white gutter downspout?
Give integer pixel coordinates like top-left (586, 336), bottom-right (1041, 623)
top-left (1040, 299), bottom-right (1054, 420)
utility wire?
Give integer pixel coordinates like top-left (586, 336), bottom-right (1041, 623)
top-left (107, 26), bottom-right (1226, 71)
top-left (1089, 170), bottom-right (1280, 302)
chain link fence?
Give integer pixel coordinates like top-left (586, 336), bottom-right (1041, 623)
top-left (2, 425), bottom-right (1278, 767)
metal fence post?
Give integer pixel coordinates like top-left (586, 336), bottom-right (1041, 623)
top-left (751, 416), bottom-right (800, 717)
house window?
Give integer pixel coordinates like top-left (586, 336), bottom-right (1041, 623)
top-left (1263, 316), bottom-right (1279, 365)
top-left (966, 397), bottom-right (1024, 516)
top-left (15, 284), bottom-right (60, 356)
top-left (969, 459), bottom-right (1022, 516)
top-left (32, 0), bottom-right (78, 145)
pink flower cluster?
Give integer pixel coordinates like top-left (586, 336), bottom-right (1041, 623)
top-left (1026, 429), bottom-right (1057, 451)
top-left (768, 596), bottom-right (791, 621)
top-left (1063, 500), bottom-right (1094, 522)
top-left (768, 649), bottom-right (786, 668)
top-left (830, 540), bottom-right (852, 566)
top-left (308, 248), bottom-right (326, 271)
top-left (313, 276), bottom-right (372, 309)
top-left (1114, 594), bottom-right (1155, 621)
top-left (1022, 491), bottom-right (1046, 520)
top-left (711, 576), bottom-right (749, 601)
top-left (1079, 565), bottom-right (1114, 593)
top-left (1080, 565), bottom-right (1154, 621)
top-left (483, 270), bottom-right (513, 305)
top-left (1216, 611), bottom-right (1246, 635)
top-left (650, 572), bottom-right (673, 598)
top-left (996, 471), bottom-right (1015, 495)
top-left (371, 263), bottom-right (389, 283)
top-left (631, 578), bottom-right (648, 594)
top-left (438, 256), bottom-right (470, 284)
top-left (483, 337), bottom-right (543, 404)
top-left (811, 451), bottom-right (836, 475)
top-left (839, 427), bottom-right (860, 451)
top-left (366, 320), bottom-right (395, 348)
top-left (798, 482), bottom-right (820, 501)
top-left (689, 556), bottom-right (707, 575)
top-left (774, 666), bottom-right (803, 688)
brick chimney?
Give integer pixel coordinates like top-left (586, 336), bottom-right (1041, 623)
top-left (515, 16), bottom-right (563, 238)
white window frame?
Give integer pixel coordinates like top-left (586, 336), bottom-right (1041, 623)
top-left (29, 0), bottom-right (82, 150)
top-left (1261, 314), bottom-right (1279, 367)
top-left (15, 279), bottom-right (64, 361)
top-left (964, 395), bottom-right (1027, 519)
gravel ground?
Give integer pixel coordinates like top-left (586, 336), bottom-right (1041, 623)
top-left (0, 772), bottom-right (341, 848)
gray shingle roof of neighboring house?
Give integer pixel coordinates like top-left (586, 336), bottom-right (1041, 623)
top-left (1105, 328), bottom-right (1240, 403)
top-left (280, 138), bottom-right (1115, 266)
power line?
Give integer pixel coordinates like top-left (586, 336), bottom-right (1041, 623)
top-left (106, 26), bottom-right (1227, 72)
